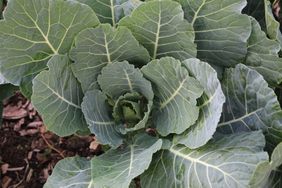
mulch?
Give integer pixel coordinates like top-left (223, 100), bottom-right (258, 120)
top-left (0, 93), bottom-right (102, 188)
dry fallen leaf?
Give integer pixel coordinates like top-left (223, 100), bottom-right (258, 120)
top-left (3, 105), bottom-right (27, 120)
top-left (1, 163), bottom-right (9, 174)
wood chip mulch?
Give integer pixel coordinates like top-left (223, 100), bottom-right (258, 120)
top-left (0, 93), bottom-right (102, 188)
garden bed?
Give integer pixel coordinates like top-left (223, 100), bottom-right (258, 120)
top-left (0, 93), bottom-right (101, 188)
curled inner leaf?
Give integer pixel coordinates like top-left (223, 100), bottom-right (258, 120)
top-left (113, 92), bottom-right (148, 128)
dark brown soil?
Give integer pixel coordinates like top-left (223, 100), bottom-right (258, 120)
top-left (0, 93), bottom-right (102, 188)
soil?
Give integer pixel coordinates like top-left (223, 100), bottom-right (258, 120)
top-left (0, 93), bottom-right (102, 188)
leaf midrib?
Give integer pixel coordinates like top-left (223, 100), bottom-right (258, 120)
top-left (169, 147), bottom-right (244, 187)
top-left (160, 76), bottom-right (188, 109)
top-left (37, 79), bottom-right (81, 109)
top-left (19, 0), bottom-right (58, 55)
top-left (218, 108), bottom-right (263, 127)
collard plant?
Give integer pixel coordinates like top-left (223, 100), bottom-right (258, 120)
top-left (1, 0), bottom-right (282, 187)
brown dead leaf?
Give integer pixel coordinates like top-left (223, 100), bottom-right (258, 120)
top-left (1, 163), bottom-right (9, 174)
top-left (89, 140), bottom-right (100, 151)
top-left (19, 129), bottom-right (39, 136)
top-left (27, 121), bottom-right (43, 128)
top-left (2, 176), bottom-right (12, 188)
top-left (42, 168), bottom-right (49, 180)
top-left (273, 0), bottom-right (281, 18)
top-left (13, 118), bottom-right (25, 131)
top-left (3, 105), bottom-right (27, 120)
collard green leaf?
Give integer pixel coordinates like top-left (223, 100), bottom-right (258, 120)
top-left (218, 64), bottom-right (282, 149)
top-left (32, 55), bottom-right (87, 137)
top-left (19, 74), bottom-right (36, 99)
top-left (82, 89), bottom-right (123, 147)
top-left (0, 0), bottom-right (99, 85)
top-left (142, 57), bottom-right (203, 136)
top-left (271, 143), bottom-right (282, 172)
top-left (174, 59), bottom-right (225, 149)
top-left (70, 24), bottom-right (150, 92)
top-left (44, 156), bottom-right (92, 188)
top-left (0, 73), bottom-right (6, 85)
top-left (250, 142), bottom-right (282, 188)
top-left (141, 131), bottom-right (268, 188)
top-left (91, 134), bottom-right (162, 188)
top-left (266, 168), bottom-right (282, 188)
top-left (244, 18), bottom-right (282, 85)
top-left (98, 61), bottom-right (154, 133)
top-left (119, 0), bottom-right (196, 60)
top-left (243, 0), bottom-right (282, 47)
top-left (175, 0), bottom-right (251, 66)
top-left (74, 0), bottom-right (142, 26)
top-left (264, 0), bottom-right (282, 45)
top-left (98, 61), bottom-right (153, 100)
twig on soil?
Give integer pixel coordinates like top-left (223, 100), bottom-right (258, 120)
top-left (7, 166), bottom-right (25, 172)
top-left (11, 159), bottom-right (29, 188)
top-left (40, 133), bottom-right (65, 158)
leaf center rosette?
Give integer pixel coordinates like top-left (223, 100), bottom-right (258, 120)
top-left (82, 61), bottom-right (154, 147)
top-left (112, 92), bottom-right (148, 129)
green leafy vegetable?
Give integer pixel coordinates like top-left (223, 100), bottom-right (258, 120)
top-left (119, 0), bottom-right (196, 60)
top-left (218, 64), bottom-right (282, 150)
top-left (141, 131), bottom-right (268, 188)
top-left (44, 156), bottom-right (92, 188)
top-left (250, 142), bottom-right (282, 188)
top-left (175, 0), bottom-right (251, 66)
top-left (74, 0), bottom-right (142, 27)
top-left (173, 58), bottom-right (225, 148)
top-left (32, 55), bottom-right (88, 136)
top-left (45, 134), bottom-right (162, 188)
top-left (0, 0), bottom-right (281, 187)
top-left (90, 134), bottom-right (162, 188)
top-left (244, 18), bottom-right (282, 85)
top-left (243, 0), bottom-right (282, 47)
top-left (70, 23), bottom-right (149, 92)
top-left (82, 61), bottom-right (154, 147)
top-left (142, 57), bottom-right (203, 136)
top-left (0, 0), bottom-right (99, 85)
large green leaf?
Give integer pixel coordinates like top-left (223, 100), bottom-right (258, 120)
top-left (244, 18), bottom-right (282, 85)
top-left (0, 73), bottom-right (6, 85)
top-left (119, 0), bottom-right (196, 60)
top-left (82, 89), bottom-right (124, 147)
top-left (44, 156), bottom-right (92, 188)
top-left (19, 74), bottom-right (37, 99)
top-left (91, 134), bottom-right (162, 188)
top-left (175, 0), bottom-right (251, 67)
top-left (142, 57), bottom-right (203, 136)
top-left (250, 142), bottom-right (282, 188)
top-left (218, 64), bottom-right (282, 150)
top-left (265, 168), bottom-right (282, 188)
top-left (0, 0), bottom-right (99, 85)
top-left (141, 131), bottom-right (268, 188)
top-left (98, 61), bottom-right (154, 133)
top-left (174, 59), bottom-right (225, 149)
top-left (70, 24), bottom-right (150, 92)
top-left (45, 134), bottom-right (162, 188)
top-left (98, 61), bottom-right (153, 100)
top-left (243, 0), bottom-right (282, 47)
top-left (31, 55), bottom-right (88, 136)
top-left (74, 0), bottom-right (142, 26)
